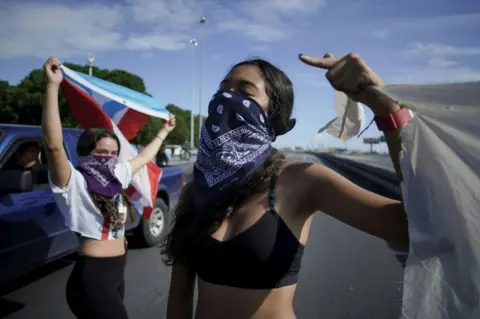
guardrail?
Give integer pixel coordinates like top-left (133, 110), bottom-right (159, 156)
top-left (309, 152), bottom-right (401, 198)
top-left (306, 152), bottom-right (408, 267)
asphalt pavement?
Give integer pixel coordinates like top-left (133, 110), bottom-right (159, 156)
top-left (333, 154), bottom-right (395, 172)
top-left (1, 153), bottom-right (404, 319)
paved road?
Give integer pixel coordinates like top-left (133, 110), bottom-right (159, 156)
top-left (169, 157), bottom-right (196, 167)
top-left (1, 154), bottom-right (404, 319)
top-left (334, 154), bottom-right (395, 172)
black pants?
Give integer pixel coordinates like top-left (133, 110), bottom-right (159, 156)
top-left (66, 253), bottom-right (128, 319)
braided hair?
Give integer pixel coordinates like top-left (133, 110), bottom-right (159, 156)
top-left (77, 128), bottom-right (135, 231)
top-left (90, 189), bottom-right (136, 231)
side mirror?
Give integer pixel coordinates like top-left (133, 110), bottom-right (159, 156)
top-left (0, 169), bottom-right (35, 194)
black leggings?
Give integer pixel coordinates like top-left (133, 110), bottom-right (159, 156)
top-left (66, 253), bottom-right (128, 319)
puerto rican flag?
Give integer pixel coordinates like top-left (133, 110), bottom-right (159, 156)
top-left (60, 65), bottom-right (169, 225)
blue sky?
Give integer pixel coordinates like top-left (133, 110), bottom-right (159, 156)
top-left (1, 0), bottom-right (479, 151)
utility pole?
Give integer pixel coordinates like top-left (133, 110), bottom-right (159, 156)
top-left (88, 53), bottom-right (95, 76)
top-left (198, 16), bottom-right (207, 141)
top-left (189, 39), bottom-right (198, 149)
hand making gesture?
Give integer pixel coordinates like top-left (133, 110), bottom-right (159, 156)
top-left (299, 53), bottom-right (391, 114)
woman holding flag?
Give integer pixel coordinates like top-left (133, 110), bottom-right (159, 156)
top-left (42, 57), bottom-right (175, 319)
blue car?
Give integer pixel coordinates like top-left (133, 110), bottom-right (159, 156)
top-left (0, 124), bottom-right (184, 285)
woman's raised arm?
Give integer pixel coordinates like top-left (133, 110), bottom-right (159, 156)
top-left (41, 57), bottom-right (71, 188)
top-left (297, 52), bottom-right (411, 244)
top-left (129, 115), bottom-right (176, 175)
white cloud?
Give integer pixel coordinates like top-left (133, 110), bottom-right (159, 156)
top-left (389, 66), bottom-right (480, 84)
top-left (428, 57), bottom-right (457, 68)
top-left (245, 0), bottom-right (327, 16)
top-left (368, 14), bottom-right (480, 42)
top-left (398, 42), bottom-right (480, 83)
top-left (216, 0), bottom-right (328, 42)
top-left (0, 0), bottom-right (328, 59)
top-left (0, 3), bottom-right (124, 58)
top-left (369, 29), bottom-right (390, 40)
top-left (127, 0), bottom-right (204, 30)
top-left (217, 20), bottom-right (287, 42)
top-left (125, 34), bottom-right (187, 51)
top-left (405, 13), bottom-right (480, 30)
top-left (407, 43), bottom-right (480, 56)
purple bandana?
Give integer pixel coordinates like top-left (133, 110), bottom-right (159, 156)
top-left (77, 155), bottom-right (122, 197)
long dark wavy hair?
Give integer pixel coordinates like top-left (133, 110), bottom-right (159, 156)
top-left (77, 128), bottom-right (135, 230)
top-left (161, 59), bottom-right (295, 266)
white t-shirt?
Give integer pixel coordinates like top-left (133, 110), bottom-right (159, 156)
top-left (49, 161), bottom-right (133, 240)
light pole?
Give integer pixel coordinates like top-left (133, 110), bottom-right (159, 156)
top-left (88, 53), bottom-right (95, 76)
top-left (189, 39), bottom-right (198, 149)
top-left (198, 16), bottom-right (207, 140)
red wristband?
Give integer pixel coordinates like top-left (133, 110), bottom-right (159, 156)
top-left (374, 107), bottom-right (412, 132)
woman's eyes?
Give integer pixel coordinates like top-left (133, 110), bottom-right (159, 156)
top-left (240, 89), bottom-right (255, 98)
top-left (218, 85), bottom-right (254, 97)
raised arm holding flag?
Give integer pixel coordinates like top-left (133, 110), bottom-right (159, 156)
top-left (42, 56), bottom-right (175, 319)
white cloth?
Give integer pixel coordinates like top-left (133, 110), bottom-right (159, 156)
top-left (317, 91), bottom-right (365, 142)
top-left (381, 82), bottom-right (480, 319)
top-left (49, 161), bottom-right (133, 240)
top-left (327, 82), bottom-right (480, 318)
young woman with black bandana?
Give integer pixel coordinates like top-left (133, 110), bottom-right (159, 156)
top-left (163, 52), bottom-right (410, 319)
top-left (42, 57), bottom-right (176, 319)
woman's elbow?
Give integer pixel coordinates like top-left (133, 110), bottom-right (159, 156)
top-left (383, 203), bottom-right (409, 245)
top-left (42, 136), bottom-right (63, 152)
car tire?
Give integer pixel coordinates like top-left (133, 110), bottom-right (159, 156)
top-left (137, 197), bottom-right (170, 247)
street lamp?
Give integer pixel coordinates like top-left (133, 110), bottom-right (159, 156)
top-left (198, 16), bottom-right (207, 140)
top-left (189, 39), bottom-right (198, 149)
top-left (88, 53), bottom-right (95, 76)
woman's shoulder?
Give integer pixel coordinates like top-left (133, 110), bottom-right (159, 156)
top-left (273, 160), bottom-right (329, 217)
top-left (277, 159), bottom-right (337, 196)
top-left (279, 158), bottom-right (326, 179)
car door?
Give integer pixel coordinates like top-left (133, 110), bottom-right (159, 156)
top-left (0, 137), bottom-right (77, 284)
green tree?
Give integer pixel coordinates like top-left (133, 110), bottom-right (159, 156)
top-left (165, 104), bottom-right (189, 145)
top-left (192, 114), bottom-right (205, 147)
top-left (132, 117), bottom-right (163, 146)
top-left (133, 104), bottom-right (206, 147)
top-left (168, 104), bottom-right (207, 147)
top-left (0, 63), bottom-right (204, 147)
top-left (132, 104), bottom-right (192, 146)
top-left (0, 62), bottom-right (150, 128)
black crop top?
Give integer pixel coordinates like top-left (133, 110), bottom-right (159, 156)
top-left (189, 177), bottom-right (305, 289)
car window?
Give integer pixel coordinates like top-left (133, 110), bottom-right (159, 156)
top-left (0, 138), bottom-right (69, 192)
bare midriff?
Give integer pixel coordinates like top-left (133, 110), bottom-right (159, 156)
top-left (78, 237), bottom-right (127, 257)
top-left (195, 278), bottom-right (298, 319)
